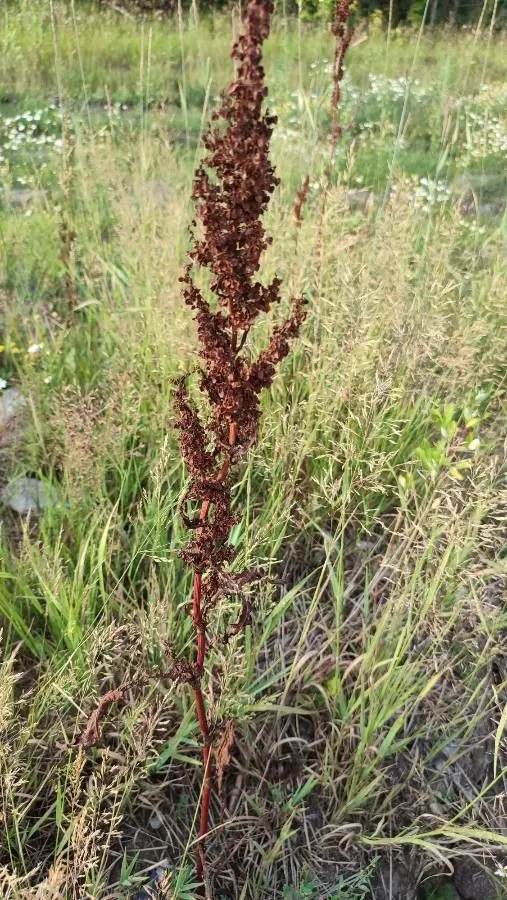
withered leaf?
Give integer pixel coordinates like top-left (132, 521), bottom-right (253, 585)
top-left (215, 718), bottom-right (235, 812)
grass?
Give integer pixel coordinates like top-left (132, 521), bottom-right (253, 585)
top-left (0, 3), bottom-right (506, 898)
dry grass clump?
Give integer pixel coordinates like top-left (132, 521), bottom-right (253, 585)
top-left (192, 445), bottom-right (507, 896)
top-left (0, 620), bottom-right (190, 898)
top-left (48, 387), bottom-right (106, 503)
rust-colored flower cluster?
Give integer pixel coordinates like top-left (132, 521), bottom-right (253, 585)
top-left (331, 0), bottom-right (354, 156)
top-left (175, 0), bottom-right (305, 879)
top-left (176, 0), bottom-right (305, 630)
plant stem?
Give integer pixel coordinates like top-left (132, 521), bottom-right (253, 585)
top-left (193, 420), bottom-right (237, 882)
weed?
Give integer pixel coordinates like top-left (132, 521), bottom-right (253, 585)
top-left (175, 0), bottom-right (305, 881)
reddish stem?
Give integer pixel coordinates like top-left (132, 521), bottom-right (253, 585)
top-left (193, 420), bottom-right (237, 884)
top-left (195, 690), bottom-right (212, 881)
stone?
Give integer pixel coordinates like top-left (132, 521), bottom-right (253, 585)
top-left (134, 860), bottom-right (170, 899)
top-left (374, 858), bottom-right (420, 899)
top-left (145, 180), bottom-right (170, 204)
top-left (0, 388), bottom-right (27, 428)
top-left (453, 857), bottom-right (502, 900)
top-left (452, 173), bottom-right (502, 192)
top-left (148, 813), bottom-right (163, 830)
top-left (345, 188), bottom-right (375, 211)
top-left (3, 188), bottom-right (46, 209)
top-left (1, 477), bottom-right (61, 514)
top-left (459, 196), bottom-right (505, 218)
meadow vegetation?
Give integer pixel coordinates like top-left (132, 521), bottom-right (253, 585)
top-left (0, 2), bottom-right (506, 898)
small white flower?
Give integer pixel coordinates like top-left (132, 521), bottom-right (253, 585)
top-left (0, 378), bottom-right (7, 390)
top-left (494, 864), bottom-right (507, 877)
top-left (27, 343), bottom-right (44, 354)
top-left (43, 375), bottom-right (52, 384)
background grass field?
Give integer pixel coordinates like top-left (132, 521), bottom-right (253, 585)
top-left (0, 2), bottom-right (506, 898)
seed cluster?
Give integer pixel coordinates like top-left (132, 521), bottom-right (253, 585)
top-left (331, 0), bottom-right (354, 153)
top-left (176, 0), bottom-right (306, 613)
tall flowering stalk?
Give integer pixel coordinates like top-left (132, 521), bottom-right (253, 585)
top-left (175, 0), bottom-right (305, 879)
top-left (80, 0), bottom-right (304, 884)
top-left (293, 0), bottom-right (353, 230)
top-left (330, 0), bottom-right (354, 161)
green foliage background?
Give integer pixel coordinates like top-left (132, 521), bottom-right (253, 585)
top-left (89, 0), bottom-right (506, 28)
top-left (7, 0), bottom-right (505, 27)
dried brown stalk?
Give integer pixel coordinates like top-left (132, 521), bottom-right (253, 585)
top-left (312, 0), bottom-right (354, 263)
top-left (79, 0), bottom-right (305, 887)
top-left (293, 0), bottom-right (353, 235)
top-left (59, 120), bottom-right (78, 319)
top-left (175, 0), bottom-right (305, 882)
top-left (293, 174), bottom-right (310, 229)
top-left (330, 0), bottom-right (354, 161)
